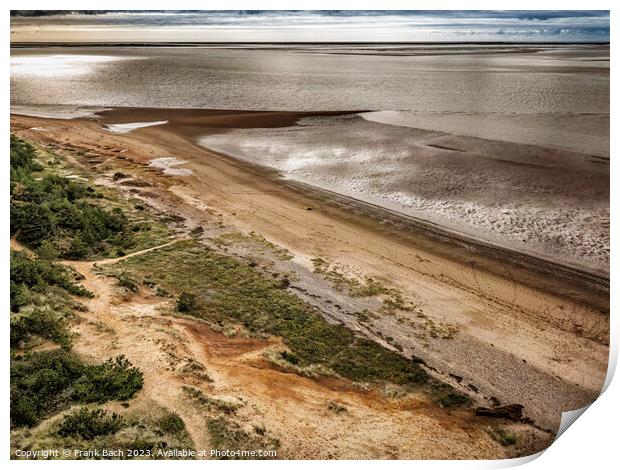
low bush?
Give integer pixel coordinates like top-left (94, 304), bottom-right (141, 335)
top-left (10, 308), bottom-right (71, 350)
top-left (10, 282), bottom-right (32, 313)
top-left (429, 383), bottom-right (471, 408)
top-left (11, 351), bottom-right (143, 428)
top-left (207, 417), bottom-right (279, 459)
top-left (10, 250), bottom-right (92, 312)
top-left (10, 135), bottom-right (137, 260)
top-left (156, 412), bottom-right (186, 435)
top-left (11, 351), bottom-right (87, 427)
top-left (280, 351), bottom-right (300, 365)
top-left (182, 386), bottom-right (239, 414)
top-left (72, 355), bottom-right (144, 404)
top-left (176, 292), bottom-right (198, 313)
top-left (58, 408), bottom-right (125, 440)
top-left (327, 401), bottom-right (347, 413)
top-left (10, 135), bottom-right (42, 187)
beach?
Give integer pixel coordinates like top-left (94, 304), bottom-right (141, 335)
top-left (10, 108), bottom-right (609, 433)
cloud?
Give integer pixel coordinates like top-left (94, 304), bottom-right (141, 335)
top-left (10, 10), bottom-right (610, 43)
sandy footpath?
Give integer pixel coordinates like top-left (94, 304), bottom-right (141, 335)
top-left (10, 110), bottom-right (609, 433)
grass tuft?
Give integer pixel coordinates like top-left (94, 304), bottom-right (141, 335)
top-left (487, 426), bottom-right (518, 446)
top-left (207, 417), bottom-right (279, 459)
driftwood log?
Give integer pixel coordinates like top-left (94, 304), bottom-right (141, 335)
top-left (475, 404), bottom-right (525, 421)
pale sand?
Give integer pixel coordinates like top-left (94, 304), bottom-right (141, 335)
top-left (105, 120), bottom-right (168, 134)
top-left (360, 111), bottom-right (610, 158)
top-left (148, 156), bottom-right (193, 176)
top-left (10, 110), bottom-right (609, 433)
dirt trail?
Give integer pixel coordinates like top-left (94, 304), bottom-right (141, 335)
top-left (61, 239), bottom-right (187, 271)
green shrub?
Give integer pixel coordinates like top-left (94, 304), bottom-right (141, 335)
top-left (207, 417), bottom-right (278, 459)
top-left (10, 203), bottom-right (57, 247)
top-left (10, 192), bottom-right (136, 258)
top-left (10, 282), bottom-right (32, 313)
top-left (10, 308), bottom-right (71, 349)
top-left (429, 383), bottom-right (470, 408)
top-left (10, 135), bottom-right (42, 188)
top-left (124, 437), bottom-right (156, 453)
top-left (176, 292), bottom-right (198, 313)
top-left (10, 250), bottom-right (93, 308)
top-left (208, 417), bottom-right (249, 451)
top-left (10, 351), bottom-right (144, 428)
top-left (72, 355), bottom-right (144, 403)
top-left (10, 351), bottom-right (87, 427)
top-left (115, 270), bottom-right (139, 293)
top-left (58, 408), bottom-right (125, 440)
top-left (157, 412), bottom-right (186, 435)
top-left (10, 136), bottom-right (136, 259)
top-left (280, 351), bottom-right (300, 365)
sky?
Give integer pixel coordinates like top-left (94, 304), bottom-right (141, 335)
top-left (10, 10), bottom-right (610, 43)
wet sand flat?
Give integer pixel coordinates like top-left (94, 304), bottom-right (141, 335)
top-left (11, 45), bottom-right (609, 114)
top-left (198, 114), bottom-right (609, 276)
